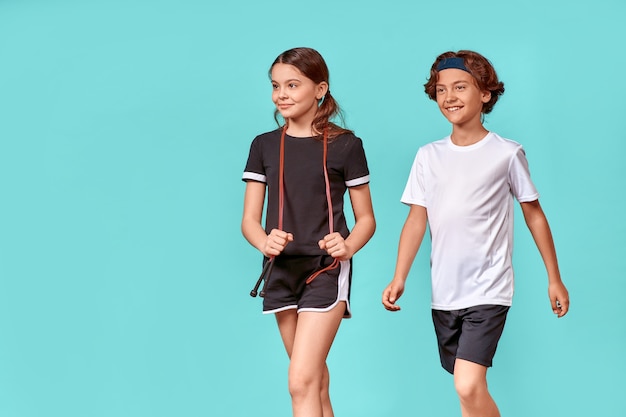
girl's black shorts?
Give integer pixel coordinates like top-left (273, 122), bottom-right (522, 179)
top-left (261, 254), bottom-right (352, 318)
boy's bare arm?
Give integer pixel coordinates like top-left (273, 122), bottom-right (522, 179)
top-left (382, 205), bottom-right (428, 311)
top-left (520, 200), bottom-right (570, 317)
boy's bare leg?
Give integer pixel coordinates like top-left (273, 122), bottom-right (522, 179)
top-left (453, 359), bottom-right (500, 417)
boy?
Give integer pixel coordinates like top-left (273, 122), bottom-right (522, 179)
top-left (382, 51), bottom-right (569, 417)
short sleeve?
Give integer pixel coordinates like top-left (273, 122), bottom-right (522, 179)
top-left (343, 136), bottom-right (370, 187)
top-left (509, 146), bottom-right (539, 202)
top-left (242, 136), bottom-right (266, 183)
top-left (400, 148), bottom-right (427, 207)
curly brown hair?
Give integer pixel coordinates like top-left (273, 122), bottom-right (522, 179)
top-left (424, 50), bottom-right (505, 114)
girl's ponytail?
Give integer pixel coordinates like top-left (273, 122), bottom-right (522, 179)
top-left (313, 91), bottom-right (350, 139)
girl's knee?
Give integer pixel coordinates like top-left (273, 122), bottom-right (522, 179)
top-left (288, 367), bottom-right (322, 399)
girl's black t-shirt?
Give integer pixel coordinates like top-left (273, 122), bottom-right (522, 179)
top-left (242, 128), bottom-right (370, 256)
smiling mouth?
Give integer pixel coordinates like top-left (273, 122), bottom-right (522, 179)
top-left (447, 106), bottom-right (462, 112)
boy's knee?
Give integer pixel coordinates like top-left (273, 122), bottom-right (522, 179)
top-left (454, 374), bottom-right (488, 402)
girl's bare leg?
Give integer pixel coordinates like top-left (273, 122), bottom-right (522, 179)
top-left (276, 302), bottom-right (345, 417)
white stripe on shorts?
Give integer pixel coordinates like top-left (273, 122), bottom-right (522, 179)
top-left (298, 259), bottom-right (351, 318)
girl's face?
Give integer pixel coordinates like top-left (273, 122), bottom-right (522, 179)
top-left (435, 68), bottom-right (491, 128)
top-left (271, 63), bottom-right (327, 128)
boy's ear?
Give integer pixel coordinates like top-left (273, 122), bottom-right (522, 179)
top-left (316, 82), bottom-right (329, 100)
top-left (481, 90), bottom-right (492, 103)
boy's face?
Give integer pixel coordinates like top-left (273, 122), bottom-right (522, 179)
top-left (435, 69), bottom-right (491, 128)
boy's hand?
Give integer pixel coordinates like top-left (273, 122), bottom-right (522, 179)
top-left (382, 279), bottom-right (405, 311)
top-left (549, 281), bottom-right (570, 318)
top-left (263, 229), bottom-right (293, 257)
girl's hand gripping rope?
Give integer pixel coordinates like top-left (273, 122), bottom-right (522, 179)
top-left (318, 232), bottom-right (352, 261)
top-left (263, 229), bottom-right (294, 257)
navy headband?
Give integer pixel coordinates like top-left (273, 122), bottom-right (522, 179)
top-left (437, 57), bottom-right (470, 73)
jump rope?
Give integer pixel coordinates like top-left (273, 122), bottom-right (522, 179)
top-left (250, 125), bottom-right (340, 297)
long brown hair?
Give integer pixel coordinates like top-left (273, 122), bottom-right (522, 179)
top-left (270, 47), bottom-right (352, 139)
top-left (424, 50), bottom-right (505, 114)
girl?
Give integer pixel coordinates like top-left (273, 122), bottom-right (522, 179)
top-left (242, 47), bottom-right (375, 417)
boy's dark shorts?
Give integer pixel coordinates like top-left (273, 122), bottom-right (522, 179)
top-left (261, 254), bottom-right (352, 318)
top-left (432, 304), bottom-right (509, 374)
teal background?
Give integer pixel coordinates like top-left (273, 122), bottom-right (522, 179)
top-left (1, 0), bottom-right (624, 416)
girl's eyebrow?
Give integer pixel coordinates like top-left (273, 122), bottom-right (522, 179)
top-left (271, 78), bottom-right (301, 83)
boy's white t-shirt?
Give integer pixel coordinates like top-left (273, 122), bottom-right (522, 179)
top-left (401, 132), bottom-right (539, 310)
